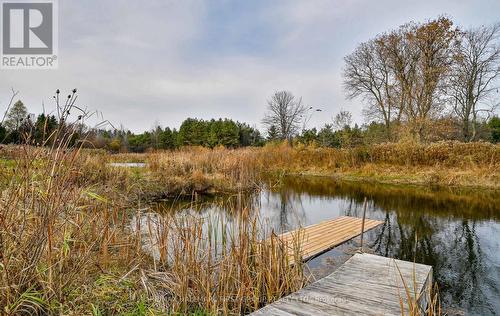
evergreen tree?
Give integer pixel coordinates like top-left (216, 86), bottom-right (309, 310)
top-left (317, 124), bottom-right (341, 148)
top-left (0, 124), bottom-right (6, 143)
top-left (299, 128), bottom-right (318, 145)
top-left (178, 118), bottom-right (209, 146)
top-left (159, 127), bottom-right (177, 149)
top-left (150, 125), bottom-right (163, 149)
top-left (267, 125), bottom-right (279, 141)
top-left (34, 114), bottom-right (58, 145)
top-left (208, 119), bottom-right (239, 147)
top-left (488, 116), bottom-right (500, 143)
top-left (238, 123), bottom-right (263, 146)
top-left (128, 132), bottom-right (152, 152)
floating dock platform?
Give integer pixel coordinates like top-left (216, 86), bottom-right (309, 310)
top-left (251, 253), bottom-right (433, 315)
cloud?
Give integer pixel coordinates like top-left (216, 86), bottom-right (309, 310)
top-left (0, 0), bottom-right (499, 132)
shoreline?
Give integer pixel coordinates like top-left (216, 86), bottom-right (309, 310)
top-left (273, 168), bottom-right (500, 190)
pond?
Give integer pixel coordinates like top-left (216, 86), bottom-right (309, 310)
top-left (144, 176), bottom-right (500, 315)
top-left (108, 162), bottom-right (147, 168)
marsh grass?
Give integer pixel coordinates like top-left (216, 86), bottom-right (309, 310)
top-left (101, 140), bottom-right (499, 193)
top-left (146, 146), bottom-right (261, 193)
top-left (0, 96), bottom-right (147, 314)
top-left (258, 140), bottom-right (498, 168)
top-left (395, 235), bottom-right (442, 316)
top-left (0, 133), bottom-right (306, 314)
top-left (255, 141), bottom-right (499, 188)
top-left (136, 208), bottom-right (307, 314)
top-left (395, 262), bottom-right (442, 316)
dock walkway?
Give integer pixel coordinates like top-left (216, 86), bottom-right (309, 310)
top-left (275, 216), bottom-right (383, 263)
top-left (251, 253), bottom-right (433, 315)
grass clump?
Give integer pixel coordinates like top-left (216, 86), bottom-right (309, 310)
top-left (136, 209), bottom-right (307, 314)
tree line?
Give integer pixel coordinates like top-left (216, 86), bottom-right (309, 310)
top-left (97, 118), bottom-right (264, 152)
top-left (0, 100), bottom-right (264, 152)
top-left (260, 17), bottom-right (500, 145)
top-left (260, 88), bottom-right (499, 146)
top-left (0, 95), bottom-right (499, 153)
top-left (1, 17), bottom-right (499, 151)
top-left (0, 100), bottom-right (59, 145)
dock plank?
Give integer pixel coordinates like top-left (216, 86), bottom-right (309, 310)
top-left (250, 253), bottom-right (433, 316)
top-left (274, 216), bottom-right (383, 263)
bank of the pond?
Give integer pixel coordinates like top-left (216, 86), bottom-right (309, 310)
top-left (101, 161), bottom-right (498, 204)
top-left (99, 164), bottom-right (498, 205)
top-left (255, 141), bottom-right (499, 190)
top-left (279, 166), bottom-right (499, 189)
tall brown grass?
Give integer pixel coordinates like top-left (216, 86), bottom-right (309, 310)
top-left (80, 140), bottom-right (499, 201)
top-left (0, 144), bottom-right (305, 314)
top-left (395, 261), bottom-right (442, 316)
top-left (256, 140), bottom-right (499, 169)
top-left (137, 209), bottom-right (306, 314)
top-left (0, 92), bottom-right (307, 314)
top-left (254, 141), bottom-right (499, 187)
top-left (147, 146), bottom-right (260, 192)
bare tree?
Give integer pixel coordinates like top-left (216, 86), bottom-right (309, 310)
top-left (262, 91), bottom-right (306, 144)
top-left (343, 39), bottom-right (400, 140)
top-left (449, 23), bottom-right (500, 141)
top-left (385, 18), bottom-right (458, 139)
top-left (333, 110), bottom-right (352, 131)
top-left (382, 24), bottom-right (420, 138)
top-left (1, 88), bottom-right (19, 126)
top-left (410, 17), bottom-right (458, 139)
top-left (344, 17), bottom-right (458, 141)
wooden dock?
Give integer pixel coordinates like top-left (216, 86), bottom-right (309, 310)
top-left (275, 216), bottom-right (383, 263)
top-left (251, 253), bottom-right (433, 315)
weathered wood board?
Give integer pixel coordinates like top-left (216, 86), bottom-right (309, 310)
top-left (275, 216), bottom-right (383, 264)
top-left (250, 253), bottom-right (433, 315)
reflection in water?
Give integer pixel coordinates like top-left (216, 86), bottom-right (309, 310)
top-left (149, 176), bottom-right (499, 315)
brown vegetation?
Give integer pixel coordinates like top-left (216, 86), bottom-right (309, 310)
top-left (0, 143), bottom-right (305, 315)
top-left (1, 139), bottom-right (496, 314)
top-left (256, 141), bottom-right (500, 188)
top-left (94, 140), bottom-right (500, 196)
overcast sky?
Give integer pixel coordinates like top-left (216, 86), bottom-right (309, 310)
top-left (1, 0), bottom-right (499, 133)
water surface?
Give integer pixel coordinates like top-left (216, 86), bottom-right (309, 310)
top-left (108, 162), bottom-right (147, 168)
top-left (150, 176), bottom-right (500, 315)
